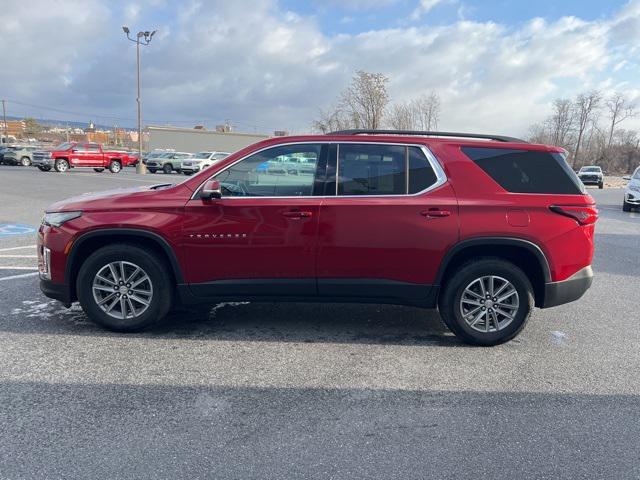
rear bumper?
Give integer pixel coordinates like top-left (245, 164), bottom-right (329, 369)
top-left (40, 278), bottom-right (72, 306)
top-left (541, 266), bottom-right (593, 308)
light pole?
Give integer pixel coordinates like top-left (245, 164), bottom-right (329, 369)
top-left (123, 26), bottom-right (156, 174)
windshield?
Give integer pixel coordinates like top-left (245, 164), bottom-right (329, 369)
top-left (54, 142), bottom-right (73, 151)
top-left (580, 167), bottom-right (601, 172)
top-left (634, 169), bottom-right (640, 180)
top-left (194, 152), bottom-right (213, 158)
top-left (212, 153), bottom-right (229, 160)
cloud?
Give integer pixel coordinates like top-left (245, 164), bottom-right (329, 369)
top-left (410, 0), bottom-right (448, 20)
top-left (1, 0), bottom-right (640, 135)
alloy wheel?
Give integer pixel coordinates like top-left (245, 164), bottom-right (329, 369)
top-left (459, 275), bottom-right (519, 333)
top-left (92, 261), bottom-right (153, 320)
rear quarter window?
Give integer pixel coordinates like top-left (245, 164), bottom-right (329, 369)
top-left (461, 147), bottom-right (585, 195)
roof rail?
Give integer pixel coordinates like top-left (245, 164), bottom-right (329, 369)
top-left (327, 129), bottom-right (527, 143)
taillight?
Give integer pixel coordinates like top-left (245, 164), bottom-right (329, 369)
top-left (550, 205), bottom-right (598, 225)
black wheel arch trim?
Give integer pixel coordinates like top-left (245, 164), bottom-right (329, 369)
top-left (65, 228), bottom-right (185, 284)
top-left (435, 237), bottom-right (552, 285)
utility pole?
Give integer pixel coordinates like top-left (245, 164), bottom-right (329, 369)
top-left (2, 100), bottom-right (7, 142)
top-left (122, 26), bottom-right (156, 174)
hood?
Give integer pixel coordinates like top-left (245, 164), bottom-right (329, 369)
top-left (46, 183), bottom-right (192, 212)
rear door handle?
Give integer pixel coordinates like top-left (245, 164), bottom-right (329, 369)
top-left (282, 211), bottom-right (313, 219)
top-left (421, 208), bottom-right (451, 218)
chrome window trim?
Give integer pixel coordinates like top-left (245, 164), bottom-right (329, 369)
top-left (190, 141), bottom-right (447, 200)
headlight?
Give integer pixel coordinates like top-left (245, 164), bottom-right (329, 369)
top-left (629, 184), bottom-right (640, 193)
top-left (42, 211), bottom-right (82, 227)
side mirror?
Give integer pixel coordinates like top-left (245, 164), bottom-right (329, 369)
top-left (200, 179), bottom-right (222, 200)
top-left (71, 148), bottom-right (78, 152)
top-left (623, 175), bottom-right (631, 181)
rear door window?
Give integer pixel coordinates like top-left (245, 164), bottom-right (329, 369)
top-left (461, 147), bottom-right (585, 194)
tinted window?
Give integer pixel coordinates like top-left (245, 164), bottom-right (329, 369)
top-left (408, 147), bottom-right (438, 194)
top-left (214, 144), bottom-right (322, 197)
top-left (462, 147), bottom-right (585, 194)
top-left (338, 144), bottom-right (405, 196)
top-left (86, 144), bottom-right (100, 152)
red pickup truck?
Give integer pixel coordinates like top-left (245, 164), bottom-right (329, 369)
top-left (32, 142), bottom-right (133, 173)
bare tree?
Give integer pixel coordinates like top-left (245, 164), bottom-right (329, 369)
top-left (387, 102), bottom-right (414, 130)
top-left (341, 70), bottom-right (390, 130)
top-left (606, 92), bottom-right (636, 149)
top-left (547, 98), bottom-right (574, 149)
top-left (412, 92), bottom-right (441, 131)
top-left (572, 91), bottom-right (601, 167)
top-left (313, 70), bottom-right (390, 132)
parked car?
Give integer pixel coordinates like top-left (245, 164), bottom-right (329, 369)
top-left (37, 130), bottom-right (597, 346)
top-left (32, 142), bottom-right (134, 173)
top-left (577, 165), bottom-right (604, 189)
top-left (623, 167), bottom-right (640, 211)
top-left (1, 145), bottom-right (39, 166)
top-left (181, 151), bottom-right (230, 175)
top-left (146, 152), bottom-right (193, 174)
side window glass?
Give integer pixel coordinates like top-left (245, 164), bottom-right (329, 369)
top-left (214, 144), bottom-right (322, 197)
top-left (338, 144), bottom-right (405, 196)
top-left (408, 147), bottom-right (438, 193)
top-left (86, 144), bottom-right (100, 152)
top-left (74, 144), bottom-right (86, 152)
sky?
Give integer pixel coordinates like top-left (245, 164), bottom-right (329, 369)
top-left (1, 0), bottom-right (640, 135)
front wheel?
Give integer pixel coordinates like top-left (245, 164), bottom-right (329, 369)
top-left (623, 200), bottom-right (632, 212)
top-left (21, 156), bottom-right (32, 167)
top-left (148, 168), bottom-right (157, 174)
top-left (54, 158), bottom-right (69, 173)
top-left (598, 182), bottom-right (604, 189)
top-left (108, 160), bottom-right (122, 173)
top-left (37, 166), bottom-right (51, 172)
top-left (76, 244), bottom-right (173, 332)
top-left (163, 163), bottom-right (173, 174)
top-left (438, 258), bottom-right (534, 346)
top-left (94, 168), bottom-right (105, 172)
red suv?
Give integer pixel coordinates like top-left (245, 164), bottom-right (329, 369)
top-left (37, 131), bottom-right (597, 345)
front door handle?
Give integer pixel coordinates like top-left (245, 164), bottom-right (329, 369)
top-left (282, 211), bottom-right (313, 219)
top-left (421, 208), bottom-right (451, 218)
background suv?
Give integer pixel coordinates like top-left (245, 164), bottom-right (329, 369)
top-left (577, 165), bottom-right (604, 189)
top-left (623, 167), bottom-right (640, 211)
top-left (146, 151), bottom-right (193, 174)
top-left (181, 151), bottom-right (230, 175)
top-left (38, 130), bottom-right (597, 346)
top-left (0, 145), bottom-right (38, 166)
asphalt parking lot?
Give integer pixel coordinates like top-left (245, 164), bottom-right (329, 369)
top-left (1, 165), bottom-right (639, 479)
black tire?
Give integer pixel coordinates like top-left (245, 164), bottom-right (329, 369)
top-left (623, 200), bottom-right (632, 212)
top-left (93, 168), bottom-right (105, 172)
top-left (54, 158), bottom-right (69, 173)
top-left (183, 171), bottom-right (193, 176)
top-left (598, 182), bottom-right (604, 189)
top-left (76, 244), bottom-right (173, 332)
top-left (163, 163), bottom-right (173, 174)
top-left (21, 156), bottom-right (32, 167)
top-left (148, 168), bottom-right (157, 174)
top-left (37, 165), bottom-right (51, 172)
top-left (108, 160), bottom-right (122, 173)
top-left (438, 257), bottom-right (534, 346)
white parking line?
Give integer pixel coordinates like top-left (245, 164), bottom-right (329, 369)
top-left (0, 255), bottom-right (37, 258)
top-left (0, 245), bottom-right (36, 252)
top-left (0, 266), bottom-right (38, 270)
top-left (0, 272), bottom-right (39, 281)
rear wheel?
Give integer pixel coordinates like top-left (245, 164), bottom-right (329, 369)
top-left (598, 182), bottom-right (604, 189)
top-left (37, 165), bottom-right (51, 172)
top-left (163, 163), bottom-right (173, 174)
top-left (77, 244), bottom-right (173, 332)
top-left (438, 258), bottom-right (534, 346)
top-left (108, 160), bottom-right (122, 173)
top-left (20, 156), bottom-right (32, 167)
top-left (183, 171), bottom-right (193, 175)
top-left (54, 158), bottom-right (69, 173)
top-left (93, 168), bottom-right (105, 172)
